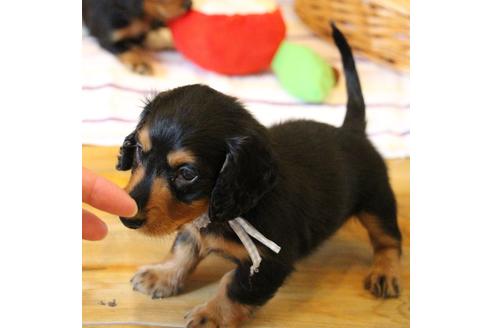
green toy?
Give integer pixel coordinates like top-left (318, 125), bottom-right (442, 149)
top-left (272, 41), bottom-right (336, 103)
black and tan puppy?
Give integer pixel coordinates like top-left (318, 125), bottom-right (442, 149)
top-left (82, 0), bottom-right (192, 74)
top-left (116, 24), bottom-right (402, 327)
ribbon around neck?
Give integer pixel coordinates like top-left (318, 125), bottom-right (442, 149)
top-left (193, 214), bottom-right (281, 276)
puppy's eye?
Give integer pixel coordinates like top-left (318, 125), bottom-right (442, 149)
top-left (176, 166), bottom-right (198, 185)
top-left (135, 143), bottom-right (143, 163)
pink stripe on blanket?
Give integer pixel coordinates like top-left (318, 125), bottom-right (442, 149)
top-left (82, 84), bottom-right (410, 110)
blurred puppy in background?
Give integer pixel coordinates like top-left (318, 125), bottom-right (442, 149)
top-left (83, 0), bottom-right (192, 74)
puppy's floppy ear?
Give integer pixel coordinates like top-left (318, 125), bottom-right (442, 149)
top-left (116, 131), bottom-right (136, 171)
top-left (209, 134), bottom-right (278, 221)
top-left (116, 103), bottom-right (152, 171)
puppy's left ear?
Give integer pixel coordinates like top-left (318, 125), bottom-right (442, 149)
top-left (209, 134), bottom-right (278, 221)
top-left (116, 131), bottom-right (136, 171)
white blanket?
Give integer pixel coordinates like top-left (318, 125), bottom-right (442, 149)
top-left (82, 0), bottom-right (409, 158)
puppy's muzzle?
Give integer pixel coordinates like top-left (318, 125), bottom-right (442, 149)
top-left (120, 217), bottom-right (146, 229)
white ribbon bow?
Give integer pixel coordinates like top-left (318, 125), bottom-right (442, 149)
top-left (193, 214), bottom-right (281, 276)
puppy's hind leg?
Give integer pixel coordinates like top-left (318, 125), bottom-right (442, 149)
top-left (358, 182), bottom-right (402, 298)
top-left (131, 225), bottom-right (205, 299)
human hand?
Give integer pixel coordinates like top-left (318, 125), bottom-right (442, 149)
top-left (82, 167), bottom-right (137, 241)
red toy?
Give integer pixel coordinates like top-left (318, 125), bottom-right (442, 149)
top-left (168, 0), bottom-right (286, 75)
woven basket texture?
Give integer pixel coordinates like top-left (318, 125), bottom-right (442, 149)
top-left (295, 0), bottom-right (409, 70)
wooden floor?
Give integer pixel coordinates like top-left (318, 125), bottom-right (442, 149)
top-left (83, 146), bottom-right (410, 328)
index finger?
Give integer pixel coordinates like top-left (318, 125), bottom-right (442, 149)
top-left (82, 167), bottom-right (137, 217)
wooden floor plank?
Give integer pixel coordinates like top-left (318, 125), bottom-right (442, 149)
top-left (83, 146), bottom-right (409, 327)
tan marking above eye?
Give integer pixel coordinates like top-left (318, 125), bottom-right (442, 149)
top-left (167, 149), bottom-right (196, 168)
top-left (137, 127), bottom-right (152, 152)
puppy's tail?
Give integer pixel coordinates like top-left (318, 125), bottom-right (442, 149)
top-left (331, 22), bottom-right (366, 134)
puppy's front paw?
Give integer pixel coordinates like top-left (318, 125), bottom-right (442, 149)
top-left (130, 263), bottom-right (183, 299)
top-left (130, 61), bottom-right (154, 75)
top-left (118, 50), bottom-right (159, 75)
top-left (184, 301), bottom-right (251, 328)
top-left (364, 269), bottom-right (400, 298)
top-left (185, 304), bottom-right (219, 328)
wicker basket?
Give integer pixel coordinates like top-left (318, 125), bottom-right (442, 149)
top-left (294, 0), bottom-right (409, 71)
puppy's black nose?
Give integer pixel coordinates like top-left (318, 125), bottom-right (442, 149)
top-left (183, 0), bottom-right (192, 10)
top-left (119, 217), bottom-right (146, 229)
